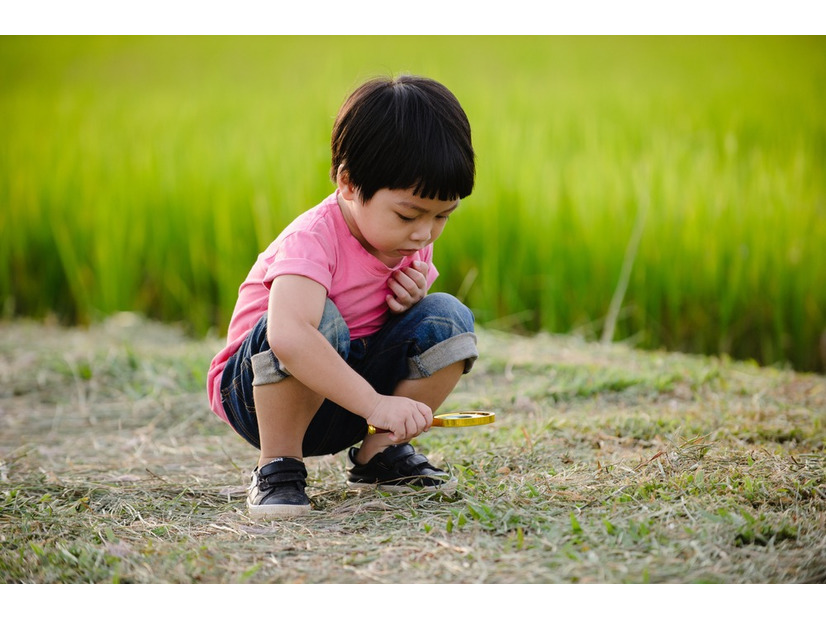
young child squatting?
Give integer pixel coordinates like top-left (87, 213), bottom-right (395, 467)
top-left (206, 75), bottom-right (478, 518)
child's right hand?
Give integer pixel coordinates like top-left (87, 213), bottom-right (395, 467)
top-left (386, 261), bottom-right (430, 314)
top-left (365, 394), bottom-right (433, 442)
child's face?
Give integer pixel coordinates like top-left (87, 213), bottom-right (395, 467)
top-left (338, 185), bottom-right (459, 267)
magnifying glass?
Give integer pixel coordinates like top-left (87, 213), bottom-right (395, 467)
top-left (367, 410), bottom-right (495, 435)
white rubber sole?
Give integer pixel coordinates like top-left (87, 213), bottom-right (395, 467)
top-left (347, 477), bottom-right (458, 495)
top-left (247, 500), bottom-right (312, 518)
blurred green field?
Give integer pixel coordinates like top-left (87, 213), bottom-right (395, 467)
top-left (1, 36), bottom-right (824, 371)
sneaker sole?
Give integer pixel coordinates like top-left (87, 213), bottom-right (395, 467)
top-left (247, 501), bottom-right (312, 518)
top-left (347, 477), bottom-right (458, 495)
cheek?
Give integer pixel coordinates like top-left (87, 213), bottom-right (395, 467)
top-left (364, 215), bottom-right (396, 240)
top-left (373, 219), bottom-right (404, 245)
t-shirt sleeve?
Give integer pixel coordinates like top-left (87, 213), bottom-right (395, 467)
top-left (263, 229), bottom-right (335, 292)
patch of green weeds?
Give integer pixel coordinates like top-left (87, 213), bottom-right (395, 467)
top-left (1, 538), bottom-right (124, 584)
top-left (730, 509), bottom-right (799, 547)
top-left (734, 521), bottom-right (799, 547)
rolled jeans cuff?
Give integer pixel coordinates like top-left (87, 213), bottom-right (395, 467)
top-left (251, 350), bottom-right (289, 387)
top-left (407, 332), bottom-right (478, 379)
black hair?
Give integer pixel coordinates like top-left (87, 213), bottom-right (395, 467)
top-left (330, 75), bottom-right (475, 203)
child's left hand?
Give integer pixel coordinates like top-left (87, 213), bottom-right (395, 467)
top-left (386, 260), bottom-right (429, 314)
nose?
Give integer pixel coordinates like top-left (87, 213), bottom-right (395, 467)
top-left (410, 222), bottom-right (432, 243)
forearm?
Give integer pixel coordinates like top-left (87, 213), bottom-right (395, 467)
top-left (269, 322), bottom-right (380, 418)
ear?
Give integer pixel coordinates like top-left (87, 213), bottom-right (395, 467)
top-left (336, 165), bottom-right (358, 201)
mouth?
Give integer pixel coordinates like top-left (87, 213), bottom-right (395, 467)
top-left (397, 249), bottom-right (419, 256)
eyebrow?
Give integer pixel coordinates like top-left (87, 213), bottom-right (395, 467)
top-left (397, 200), bottom-right (460, 215)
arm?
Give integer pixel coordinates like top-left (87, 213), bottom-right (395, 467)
top-left (266, 274), bottom-right (432, 442)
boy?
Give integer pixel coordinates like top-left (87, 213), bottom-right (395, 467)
top-left (207, 75), bottom-right (478, 518)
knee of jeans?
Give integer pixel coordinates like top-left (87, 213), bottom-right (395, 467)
top-left (319, 298), bottom-right (351, 357)
top-left (420, 292), bottom-right (475, 334)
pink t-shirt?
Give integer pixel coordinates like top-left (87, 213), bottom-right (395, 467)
top-left (207, 191), bottom-right (439, 422)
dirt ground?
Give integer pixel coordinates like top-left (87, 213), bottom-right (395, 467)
top-left (1, 314), bottom-right (825, 584)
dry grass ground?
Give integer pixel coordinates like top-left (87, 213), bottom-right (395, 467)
top-left (1, 314), bottom-right (824, 584)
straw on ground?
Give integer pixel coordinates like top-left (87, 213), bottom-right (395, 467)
top-left (1, 314), bottom-right (824, 583)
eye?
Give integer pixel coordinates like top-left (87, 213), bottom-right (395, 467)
top-left (436, 214), bottom-right (450, 221)
top-left (397, 214), bottom-right (415, 222)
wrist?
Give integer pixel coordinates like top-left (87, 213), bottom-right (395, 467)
top-left (361, 392), bottom-right (383, 421)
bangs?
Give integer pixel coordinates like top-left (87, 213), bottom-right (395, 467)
top-left (331, 76), bottom-right (475, 202)
top-left (362, 114), bottom-right (475, 201)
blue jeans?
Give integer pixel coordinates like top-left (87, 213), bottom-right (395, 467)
top-left (219, 292), bottom-right (478, 457)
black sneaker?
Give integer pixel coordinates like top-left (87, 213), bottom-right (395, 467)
top-left (347, 443), bottom-right (457, 494)
top-left (247, 457), bottom-right (311, 518)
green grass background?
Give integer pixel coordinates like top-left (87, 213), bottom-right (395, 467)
top-left (1, 36), bottom-right (824, 371)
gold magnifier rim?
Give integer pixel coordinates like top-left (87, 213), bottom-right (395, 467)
top-left (366, 410), bottom-right (495, 434)
top-left (432, 410), bottom-right (496, 427)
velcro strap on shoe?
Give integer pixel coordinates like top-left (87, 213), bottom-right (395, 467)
top-left (384, 443), bottom-right (415, 465)
top-left (385, 444), bottom-right (439, 476)
top-left (260, 458), bottom-right (307, 486)
top-left (264, 470), bottom-right (306, 483)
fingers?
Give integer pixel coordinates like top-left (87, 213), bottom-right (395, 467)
top-left (409, 260), bottom-right (430, 283)
top-left (390, 269), bottom-right (423, 298)
top-left (394, 409), bottom-right (425, 442)
top-left (386, 261), bottom-right (429, 313)
top-left (418, 401), bottom-right (434, 432)
top-left (410, 260), bottom-right (429, 278)
top-left (368, 396), bottom-right (432, 443)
